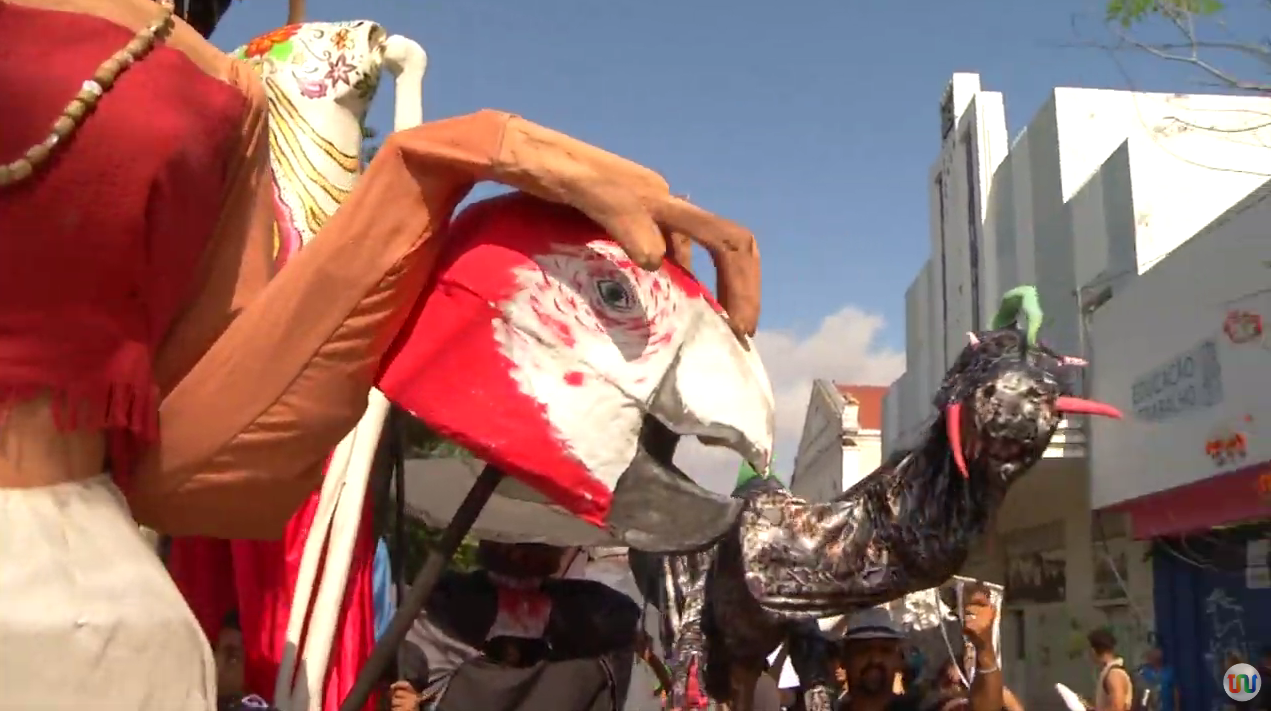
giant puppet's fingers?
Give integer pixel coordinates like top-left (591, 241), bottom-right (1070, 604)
top-left (493, 116), bottom-right (669, 270)
top-left (665, 228), bottom-right (695, 270)
top-left (651, 196), bottom-right (761, 338)
top-left (484, 116), bottom-right (762, 336)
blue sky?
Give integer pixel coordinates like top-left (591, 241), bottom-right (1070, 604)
top-left (212, 0), bottom-right (1217, 349)
top-left (211, 0), bottom-right (1245, 480)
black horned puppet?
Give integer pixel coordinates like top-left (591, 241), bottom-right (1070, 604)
top-left (631, 285), bottom-right (1123, 711)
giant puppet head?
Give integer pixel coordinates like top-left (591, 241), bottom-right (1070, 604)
top-left (377, 192), bottom-right (775, 553)
top-left (234, 20), bottom-right (428, 268)
top-left (936, 286), bottom-right (1121, 483)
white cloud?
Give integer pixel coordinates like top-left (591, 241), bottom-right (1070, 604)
top-left (674, 305), bottom-right (906, 494)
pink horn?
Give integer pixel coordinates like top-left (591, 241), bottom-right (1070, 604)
top-left (1055, 396), bottom-right (1123, 420)
top-left (946, 403), bottom-right (970, 479)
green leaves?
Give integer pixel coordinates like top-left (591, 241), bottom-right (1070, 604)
top-left (387, 408), bottom-right (481, 577)
top-left (396, 514), bottom-right (480, 578)
top-left (1105, 0), bottom-right (1225, 28)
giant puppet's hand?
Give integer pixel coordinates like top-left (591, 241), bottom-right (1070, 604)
top-left (133, 110), bottom-right (768, 541)
top-left (369, 110), bottom-right (760, 337)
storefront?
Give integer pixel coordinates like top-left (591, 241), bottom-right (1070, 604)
top-left (1088, 183), bottom-right (1271, 709)
top-left (1151, 522), bottom-right (1271, 711)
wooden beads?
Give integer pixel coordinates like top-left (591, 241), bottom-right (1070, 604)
top-left (0, 9), bottom-right (174, 188)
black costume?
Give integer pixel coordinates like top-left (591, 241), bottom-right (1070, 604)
top-left (400, 569), bottom-right (641, 711)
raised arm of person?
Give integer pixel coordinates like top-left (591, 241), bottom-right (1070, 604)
top-left (131, 100), bottom-right (761, 537)
top-left (962, 591), bottom-right (1004, 711)
top-left (637, 632), bottom-right (676, 697)
top-left (1002, 686), bottom-right (1025, 711)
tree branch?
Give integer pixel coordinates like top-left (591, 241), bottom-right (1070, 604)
top-left (1100, 0), bottom-right (1271, 94)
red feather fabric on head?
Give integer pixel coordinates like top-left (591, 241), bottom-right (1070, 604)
top-left (377, 192), bottom-right (722, 528)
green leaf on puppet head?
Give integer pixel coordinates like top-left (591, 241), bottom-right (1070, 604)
top-left (734, 454), bottom-right (781, 494)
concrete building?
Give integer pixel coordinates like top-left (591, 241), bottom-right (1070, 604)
top-left (1086, 182), bottom-right (1271, 711)
top-left (881, 72), bottom-right (1271, 708)
top-left (789, 382), bottom-right (885, 501)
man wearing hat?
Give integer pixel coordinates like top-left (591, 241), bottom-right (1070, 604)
top-left (833, 592), bottom-right (1003, 711)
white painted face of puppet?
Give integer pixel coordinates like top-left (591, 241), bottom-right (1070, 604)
top-left (493, 240), bottom-right (775, 492)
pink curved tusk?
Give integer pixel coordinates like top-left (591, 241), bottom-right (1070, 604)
top-left (1060, 356), bottom-right (1088, 367)
top-left (1055, 396), bottom-right (1123, 419)
top-left (966, 332), bottom-right (980, 345)
top-left (946, 403), bottom-right (969, 479)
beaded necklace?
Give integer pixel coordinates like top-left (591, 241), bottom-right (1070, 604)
top-left (0, 7), bottom-right (175, 187)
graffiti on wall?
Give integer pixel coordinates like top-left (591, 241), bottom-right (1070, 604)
top-left (1006, 550), bottom-right (1066, 604)
top-left (1248, 538), bottom-right (1270, 590)
top-left (1224, 309), bottom-right (1263, 346)
top-left (1130, 338), bottom-right (1225, 422)
top-left (1203, 588), bottom-right (1249, 711)
top-left (1093, 548), bottom-right (1132, 602)
top-left (1205, 416), bottom-right (1252, 468)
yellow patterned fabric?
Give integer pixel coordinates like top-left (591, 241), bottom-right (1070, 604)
top-left (233, 21), bottom-right (388, 263)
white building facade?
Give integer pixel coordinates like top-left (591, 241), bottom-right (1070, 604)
top-left (1086, 183), bottom-right (1271, 711)
top-left (881, 72), bottom-right (1271, 708)
top-left (790, 383), bottom-right (885, 501)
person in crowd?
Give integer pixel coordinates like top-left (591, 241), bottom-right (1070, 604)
top-left (832, 592), bottom-right (1003, 711)
top-left (831, 654), bottom-right (851, 707)
top-left (921, 656), bottom-right (1025, 711)
top-left (215, 612), bottom-right (247, 710)
top-left (830, 606), bottom-right (920, 711)
top-left (903, 646), bottom-right (926, 695)
top-left (751, 658), bottom-right (783, 711)
top-left (928, 659), bottom-right (966, 704)
top-left (393, 540), bottom-right (640, 710)
top-left (390, 679), bottom-right (428, 711)
top-left (1088, 629), bottom-right (1131, 711)
top-left (1135, 646), bottom-right (1177, 711)
top-left (214, 612), bottom-right (277, 711)
top-left (372, 537), bottom-right (397, 642)
top-left (634, 630), bottom-right (676, 705)
top-left (1257, 645), bottom-right (1271, 711)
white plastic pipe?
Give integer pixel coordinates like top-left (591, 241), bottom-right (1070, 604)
top-left (273, 417), bottom-right (359, 707)
top-left (274, 31), bottom-right (429, 711)
top-left (382, 35), bottom-right (428, 129)
top-left (292, 391), bottom-right (391, 711)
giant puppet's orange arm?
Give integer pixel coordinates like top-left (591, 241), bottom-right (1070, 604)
top-left (131, 71), bottom-right (761, 539)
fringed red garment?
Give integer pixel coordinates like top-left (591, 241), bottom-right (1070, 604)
top-left (0, 1), bottom-right (243, 479)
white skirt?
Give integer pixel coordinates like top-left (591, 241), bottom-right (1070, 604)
top-left (0, 476), bottom-right (217, 709)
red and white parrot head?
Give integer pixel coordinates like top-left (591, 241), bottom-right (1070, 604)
top-left (378, 193), bottom-right (774, 552)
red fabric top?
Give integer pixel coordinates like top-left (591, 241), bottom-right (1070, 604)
top-left (0, 4), bottom-right (246, 470)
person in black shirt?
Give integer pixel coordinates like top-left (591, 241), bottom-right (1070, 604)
top-left (214, 612), bottom-right (247, 711)
top-left (393, 541), bottom-right (640, 711)
top-left (835, 589), bottom-right (1004, 711)
top-left (213, 612), bottom-right (281, 711)
top-left (830, 607), bottom-right (922, 711)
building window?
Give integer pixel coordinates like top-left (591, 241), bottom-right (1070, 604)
top-left (936, 174), bottom-right (949, 366)
top-left (940, 84), bottom-right (955, 140)
top-left (964, 131), bottom-right (982, 332)
top-left (1008, 609), bottom-right (1025, 660)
